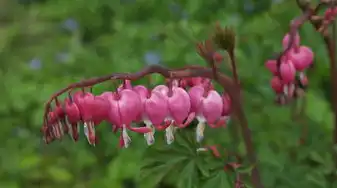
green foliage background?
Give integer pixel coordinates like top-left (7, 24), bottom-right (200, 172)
top-left (1, 0), bottom-right (336, 187)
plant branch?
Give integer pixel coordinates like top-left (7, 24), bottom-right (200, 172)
top-left (43, 64), bottom-right (263, 188)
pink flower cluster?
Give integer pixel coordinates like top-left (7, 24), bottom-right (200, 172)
top-left (42, 77), bottom-right (232, 148)
top-left (265, 32), bottom-right (314, 104)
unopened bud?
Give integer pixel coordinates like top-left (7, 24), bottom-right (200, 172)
top-left (212, 22), bottom-right (236, 52)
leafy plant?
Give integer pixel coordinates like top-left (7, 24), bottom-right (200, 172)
top-left (17, 0), bottom-right (337, 187)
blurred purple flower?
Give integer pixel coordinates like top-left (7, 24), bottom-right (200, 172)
top-left (62, 18), bottom-right (78, 31)
top-left (55, 52), bottom-right (70, 63)
top-left (144, 51), bottom-right (161, 65)
top-left (29, 58), bottom-right (41, 70)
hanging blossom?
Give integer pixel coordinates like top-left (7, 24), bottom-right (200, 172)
top-left (41, 78), bottom-right (232, 148)
top-left (265, 32), bottom-right (314, 104)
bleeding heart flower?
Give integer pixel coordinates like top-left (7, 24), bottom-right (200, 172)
top-left (188, 85), bottom-right (223, 142)
top-left (78, 94), bottom-right (110, 145)
top-left (101, 89), bottom-right (151, 148)
top-left (54, 100), bottom-right (67, 135)
top-left (47, 111), bottom-right (63, 139)
top-left (152, 84), bottom-right (192, 144)
top-left (270, 76), bottom-right (284, 94)
top-left (212, 93), bottom-right (232, 128)
top-left (64, 97), bottom-right (81, 142)
top-left (133, 85), bottom-right (169, 145)
top-left (288, 46), bottom-right (314, 71)
top-left (279, 60), bottom-right (296, 84)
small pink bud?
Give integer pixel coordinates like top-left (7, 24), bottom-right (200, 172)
top-left (282, 32), bottom-right (300, 50)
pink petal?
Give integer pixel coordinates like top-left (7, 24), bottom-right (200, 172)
top-left (280, 60), bottom-right (296, 83)
top-left (168, 87), bottom-right (191, 124)
top-left (201, 90), bottom-right (223, 124)
top-left (118, 89), bottom-right (142, 125)
top-left (144, 91), bottom-right (168, 125)
top-left (188, 85), bottom-right (204, 113)
top-left (288, 46), bottom-right (314, 71)
top-left (265, 60), bottom-right (278, 75)
top-left (282, 32), bottom-right (300, 50)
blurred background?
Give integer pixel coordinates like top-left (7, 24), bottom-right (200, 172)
top-left (0, 0), bottom-right (336, 187)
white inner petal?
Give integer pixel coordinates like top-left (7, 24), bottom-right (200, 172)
top-left (144, 119), bottom-right (155, 145)
top-left (83, 122), bottom-right (90, 143)
top-left (122, 124), bottom-right (131, 148)
top-left (196, 118), bottom-right (206, 143)
top-left (165, 124), bottom-right (175, 145)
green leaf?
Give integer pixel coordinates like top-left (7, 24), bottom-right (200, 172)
top-left (177, 161), bottom-right (198, 188)
top-left (139, 164), bottom-right (175, 188)
top-left (18, 154), bottom-right (41, 170)
top-left (306, 173), bottom-right (326, 187)
top-left (202, 171), bottom-right (232, 188)
top-left (196, 158), bottom-right (210, 178)
top-left (309, 151), bottom-right (325, 164)
top-left (47, 166), bottom-right (72, 182)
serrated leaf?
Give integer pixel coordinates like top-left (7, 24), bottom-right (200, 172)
top-left (139, 164), bottom-right (174, 188)
top-left (196, 158), bottom-right (210, 178)
top-left (175, 130), bottom-right (198, 154)
top-left (177, 161), bottom-right (198, 188)
top-left (202, 171), bottom-right (232, 188)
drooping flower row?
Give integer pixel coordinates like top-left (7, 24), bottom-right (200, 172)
top-left (265, 32), bottom-right (314, 104)
top-left (42, 77), bottom-right (232, 148)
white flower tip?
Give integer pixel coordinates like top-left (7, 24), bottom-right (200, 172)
top-left (166, 138), bottom-right (174, 145)
top-left (196, 122), bottom-right (205, 142)
top-left (122, 130), bottom-right (131, 148)
top-left (165, 133), bottom-right (174, 145)
top-left (196, 148), bottom-right (207, 152)
top-left (196, 134), bottom-right (204, 143)
top-left (144, 133), bottom-right (155, 145)
top-left (165, 126), bottom-right (175, 144)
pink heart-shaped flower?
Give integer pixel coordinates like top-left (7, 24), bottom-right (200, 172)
top-left (144, 91), bottom-right (168, 125)
top-left (288, 46), bottom-right (314, 71)
top-left (200, 90), bottom-right (223, 124)
top-left (280, 60), bottom-right (296, 83)
top-left (188, 85), bottom-right (204, 113)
